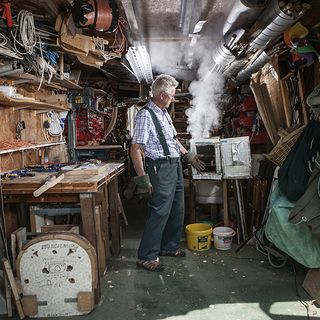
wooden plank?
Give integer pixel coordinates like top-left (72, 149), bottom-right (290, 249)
top-left (2, 258), bottom-right (25, 319)
top-left (279, 73), bottom-right (293, 128)
top-left (33, 173), bottom-right (65, 197)
top-left (41, 224), bottom-right (79, 233)
top-left (297, 69), bottom-right (309, 124)
top-left (11, 233), bottom-right (17, 271)
top-left (0, 91), bottom-right (69, 111)
top-left (11, 227), bottom-right (27, 269)
top-left (29, 206), bottom-right (45, 232)
top-left (21, 295), bottom-right (38, 316)
top-left (15, 227), bottom-right (27, 252)
top-left (108, 178), bottom-right (121, 256)
top-left (77, 292), bottom-right (94, 313)
top-left (61, 163), bottom-right (111, 175)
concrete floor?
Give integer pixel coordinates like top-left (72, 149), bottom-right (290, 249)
top-left (2, 198), bottom-right (319, 320)
top-left (70, 198), bottom-right (319, 320)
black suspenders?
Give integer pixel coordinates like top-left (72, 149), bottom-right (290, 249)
top-left (143, 107), bottom-right (170, 157)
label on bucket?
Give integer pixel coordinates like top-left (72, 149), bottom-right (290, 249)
top-left (198, 236), bottom-right (209, 250)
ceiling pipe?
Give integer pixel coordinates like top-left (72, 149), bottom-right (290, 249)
top-left (249, 0), bottom-right (309, 49)
top-left (223, 0), bottom-right (267, 36)
top-left (223, 59), bottom-right (247, 78)
top-left (235, 51), bottom-right (270, 82)
top-left (211, 40), bottom-right (236, 73)
top-left (211, 29), bottom-right (246, 74)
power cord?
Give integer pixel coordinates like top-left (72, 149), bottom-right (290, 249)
top-left (11, 10), bottom-right (37, 55)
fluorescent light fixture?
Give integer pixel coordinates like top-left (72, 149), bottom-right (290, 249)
top-left (125, 45), bottom-right (153, 84)
top-left (193, 20), bottom-right (206, 33)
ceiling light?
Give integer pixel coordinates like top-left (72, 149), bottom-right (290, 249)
top-left (125, 45), bottom-right (153, 84)
top-left (193, 20), bottom-right (206, 33)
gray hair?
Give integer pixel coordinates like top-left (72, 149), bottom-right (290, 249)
top-left (151, 74), bottom-right (178, 97)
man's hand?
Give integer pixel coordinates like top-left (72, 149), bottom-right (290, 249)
top-left (134, 174), bottom-right (153, 197)
top-left (183, 151), bottom-right (206, 171)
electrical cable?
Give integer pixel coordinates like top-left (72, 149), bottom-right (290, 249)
top-left (0, 32), bottom-right (23, 60)
top-left (34, 36), bottom-right (57, 90)
top-left (11, 10), bottom-right (37, 55)
top-left (112, 17), bottom-right (128, 56)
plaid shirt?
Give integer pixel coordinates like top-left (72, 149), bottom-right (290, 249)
top-left (132, 101), bottom-right (181, 160)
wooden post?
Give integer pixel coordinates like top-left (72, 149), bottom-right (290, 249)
top-left (108, 178), bottom-right (121, 256)
top-left (79, 193), bottom-right (101, 303)
top-left (102, 184), bottom-right (111, 260)
top-left (94, 205), bottom-right (106, 276)
top-left (222, 179), bottom-right (229, 227)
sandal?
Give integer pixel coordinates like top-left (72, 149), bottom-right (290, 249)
top-left (159, 248), bottom-right (186, 257)
top-left (136, 259), bottom-right (164, 272)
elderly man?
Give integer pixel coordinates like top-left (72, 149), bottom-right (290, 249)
top-left (131, 74), bottom-right (204, 272)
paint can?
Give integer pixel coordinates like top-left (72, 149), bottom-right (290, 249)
top-left (185, 223), bottom-right (212, 251)
top-left (213, 226), bottom-right (235, 250)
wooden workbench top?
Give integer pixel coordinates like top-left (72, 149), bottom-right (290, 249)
top-left (2, 162), bottom-right (125, 194)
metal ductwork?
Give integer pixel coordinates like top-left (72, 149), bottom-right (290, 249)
top-left (211, 0), bottom-right (310, 82)
top-left (223, 0), bottom-right (267, 36)
top-left (211, 40), bottom-right (236, 73)
top-left (211, 28), bottom-right (248, 74)
top-left (235, 51), bottom-right (270, 82)
top-left (223, 59), bottom-right (247, 78)
top-left (249, 0), bottom-right (308, 49)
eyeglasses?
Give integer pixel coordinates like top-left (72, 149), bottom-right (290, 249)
top-left (164, 92), bottom-right (175, 100)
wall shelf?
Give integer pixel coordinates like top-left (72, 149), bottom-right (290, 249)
top-left (0, 142), bottom-right (66, 155)
top-left (0, 91), bottom-right (71, 112)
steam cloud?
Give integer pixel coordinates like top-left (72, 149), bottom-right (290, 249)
top-left (149, 41), bottom-right (225, 139)
top-left (186, 61), bottom-right (225, 139)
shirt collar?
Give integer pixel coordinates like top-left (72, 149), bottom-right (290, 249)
top-left (148, 100), bottom-right (168, 115)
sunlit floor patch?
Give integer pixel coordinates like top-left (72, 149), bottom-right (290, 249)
top-left (156, 301), bottom-right (318, 320)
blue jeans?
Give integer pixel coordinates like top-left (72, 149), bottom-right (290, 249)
top-left (137, 157), bottom-right (185, 261)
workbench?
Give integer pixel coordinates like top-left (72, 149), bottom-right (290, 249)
top-left (2, 161), bottom-right (125, 303)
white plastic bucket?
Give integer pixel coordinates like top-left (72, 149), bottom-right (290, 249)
top-left (213, 227), bottom-right (235, 250)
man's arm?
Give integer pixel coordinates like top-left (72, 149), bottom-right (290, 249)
top-left (130, 143), bottom-right (153, 195)
top-left (176, 137), bottom-right (188, 156)
top-left (130, 143), bottom-right (146, 176)
top-left (176, 137), bottom-right (206, 171)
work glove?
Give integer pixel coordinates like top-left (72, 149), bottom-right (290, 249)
top-left (134, 174), bottom-right (153, 198)
top-left (183, 151), bottom-right (206, 171)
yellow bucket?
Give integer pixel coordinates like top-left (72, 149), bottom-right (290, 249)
top-left (185, 223), bottom-right (212, 251)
